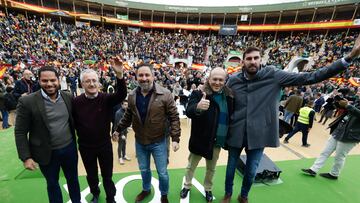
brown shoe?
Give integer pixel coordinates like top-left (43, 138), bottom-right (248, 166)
top-left (238, 195), bottom-right (248, 203)
top-left (161, 195), bottom-right (169, 203)
top-left (135, 190), bottom-right (151, 202)
top-left (221, 193), bottom-right (232, 203)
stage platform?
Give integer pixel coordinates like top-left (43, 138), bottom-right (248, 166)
top-left (1, 125), bottom-right (360, 203)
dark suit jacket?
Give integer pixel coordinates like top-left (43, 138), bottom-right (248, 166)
top-left (15, 90), bottom-right (76, 165)
top-left (13, 79), bottom-right (28, 100)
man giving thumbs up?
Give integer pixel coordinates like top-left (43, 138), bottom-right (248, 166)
top-left (180, 67), bottom-right (234, 203)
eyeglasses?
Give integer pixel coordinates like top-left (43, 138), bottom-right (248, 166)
top-left (83, 79), bottom-right (98, 85)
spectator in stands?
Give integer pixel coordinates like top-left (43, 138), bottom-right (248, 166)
top-left (12, 69), bottom-right (36, 100)
top-left (67, 72), bottom-right (78, 97)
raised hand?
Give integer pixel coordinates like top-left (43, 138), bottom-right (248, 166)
top-left (110, 56), bottom-right (124, 78)
top-left (196, 92), bottom-right (210, 111)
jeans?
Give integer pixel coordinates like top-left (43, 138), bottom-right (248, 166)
top-left (225, 146), bottom-right (264, 198)
top-left (310, 136), bottom-right (358, 176)
top-left (283, 110), bottom-right (294, 124)
top-left (135, 137), bottom-right (169, 195)
top-left (79, 142), bottom-right (116, 201)
top-left (285, 122), bottom-right (309, 145)
top-left (1, 109), bottom-right (9, 128)
top-left (39, 141), bottom-right (81, 203)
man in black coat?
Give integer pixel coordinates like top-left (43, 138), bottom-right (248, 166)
top-left (13, 69), bottom-right (36, 100)
top-left (180, 68), bottom-right (233, 203)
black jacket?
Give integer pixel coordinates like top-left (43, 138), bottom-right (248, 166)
top-left (186, 85), bottom-right (233, 160)
top-left (328, 104), bottom-right (360, 143)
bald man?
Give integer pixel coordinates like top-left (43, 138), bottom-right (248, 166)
top-left (13, 69), bottom-right (37, 101)
top-left (180, 68), bottom-right (234, 203)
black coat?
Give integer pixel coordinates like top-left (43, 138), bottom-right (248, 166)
top-left (186, 86), bottom-right (233, 160)
top-left (328, 104), bottom-right (360, 143)
top-left (13, 79), bottom-right (39, 100)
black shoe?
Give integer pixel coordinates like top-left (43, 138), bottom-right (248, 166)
top-left (302, 144), bottom-right (311, 147)
top-left (283, 139), bottom-right (289, 144)
top-left (301, 168), bottom-right (316, 177)
top-left (161, 195), bottom-right (169, 203)
top-left (205, 191), bottom-right (213, 202)
top-left (106, 197), bottom-right (116, 203)
top-left (90, 195), bottom-right (99, 203)
top-left (320, 173), bottom-right (338, 180)
top-left (180, 188), bottom-right (190, 199)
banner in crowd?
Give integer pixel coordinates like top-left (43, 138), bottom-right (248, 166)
top-left (75, 21), bottom-right (90, 28)
top-left (116, 14), bottom-right (129, 20)
top-left (219, 25), bottom-right (238, 35)
top-left (191, 64), bottom-right (206, 71)
top-left (0, 66), bottom-right (7, 79)
top-left (349, 77), bottom-right (360, 87)
top-left (226, 66), bottom-right (241, 75)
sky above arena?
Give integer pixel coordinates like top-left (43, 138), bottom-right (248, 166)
top-left (127, 0), bottom-right (304, 7)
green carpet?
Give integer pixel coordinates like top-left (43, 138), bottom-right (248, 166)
top-left (1, 129), bottom-right (360, 202)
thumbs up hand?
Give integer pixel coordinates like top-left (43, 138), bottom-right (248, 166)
top-left (196, 92), bottom-right (210, 111)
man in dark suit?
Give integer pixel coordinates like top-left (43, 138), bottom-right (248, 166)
top-left (15, 66), bottom-right (81, 203)
top-left (13, 69), bottom-right (36, 100)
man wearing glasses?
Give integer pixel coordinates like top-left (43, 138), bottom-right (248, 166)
top-left (72, 58), bottom-right (127, 203)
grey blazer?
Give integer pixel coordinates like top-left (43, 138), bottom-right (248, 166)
top-left (226, 59), bottom-right (346, 150)
top-left (14, 90), bottom-right (75, 165)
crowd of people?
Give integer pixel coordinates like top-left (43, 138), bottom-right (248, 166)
top-left (0, 13), bottom-right (359, 203)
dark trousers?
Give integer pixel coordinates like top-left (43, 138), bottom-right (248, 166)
top-left (1, 109), bottom-right (9, 128)
top-left (39, 141), bottom-right (81, 203)
top-left (117, 136), bottom-right (126, 159)
top-left (285, 122), bottom-right (309, 145)
top-left (79, 143), bottom-right (116, 201)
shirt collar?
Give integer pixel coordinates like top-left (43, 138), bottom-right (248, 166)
top-left (41, 89), bottom-right (61, 102)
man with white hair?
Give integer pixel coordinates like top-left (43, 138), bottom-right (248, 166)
top-left (72, 58), bottom-right (127, 203)
top-left (13, 69), bottom-right (36, 100)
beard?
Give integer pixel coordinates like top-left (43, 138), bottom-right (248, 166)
top-left (244, 64), bottom-right (260, 75)
top-left (41, 86), bottom-right (59, 97)
top-left (138, 81), bottom-right (153, 92)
